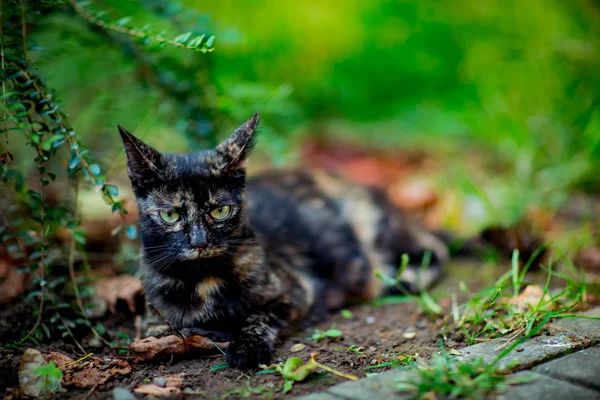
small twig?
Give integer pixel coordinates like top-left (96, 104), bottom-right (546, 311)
top-left (62, 352), bottom-right (94, 369)
top-left (134, 315), bottom-right (142, 342)
top-left (20, 145), bottom-right (47, 344)
top-left (146, 302), bottom-right (186, 349)
top-left (83, 381), bottom-right (100, 400)
top-left (51, 302), bottom-right (87, 355)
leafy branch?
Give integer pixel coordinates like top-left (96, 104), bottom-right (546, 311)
top-left (69, 0), bottom-right (215, 53)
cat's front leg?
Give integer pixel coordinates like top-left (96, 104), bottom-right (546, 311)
top-left (225, 313), bottom-right (278, 369)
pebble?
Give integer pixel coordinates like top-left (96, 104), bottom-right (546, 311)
top-left (415, 320), bottom-right (427, 329)
top-left (290, 343), bottom-right (305, 353)
top-left (403, 331), bottom-right (417, 339)
top-left (113, 387), bottom-right (136, 400)
top-left (366, 316), bottom-right (376, 324)
top-left (152, 377), bottom-right (167, 387)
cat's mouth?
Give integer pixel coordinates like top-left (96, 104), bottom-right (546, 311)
top-left (182, 245), bottom-right (227, 260)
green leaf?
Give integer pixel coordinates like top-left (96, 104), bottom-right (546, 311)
top-left (126, 225), bottom-right (137, 239)
top-left (40, 135), bottom-right (64, 151)
top-left (188, 35), bottom-right (205, 48)
top-left (325, 329), bottom-right (342, 338)
top-left (104, 184), bottom-right (119, 197)
top-left (68, 155), bottom-right (81, 170)
top-left (89, 164), bottom-right (101, 176)
top-left (206, 35), bottom-right (215, 47)
top-left (0, 91), bottom-right (21, 100)
top-left (72, 231), bottom-right (86, 245)
top-left (210, 363), bottom-right (230, 372)
top-left (174, 32), bottom-right (192, 43)
top-left (340, 309), bottom-right (353, 319)
top-left (115, 17), bottom-right (132, 26)
top-left (283, 380), bottom-right (293, 394)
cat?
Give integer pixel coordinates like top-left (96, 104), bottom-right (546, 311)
top-left (119, 114), bottom-right (449, 368)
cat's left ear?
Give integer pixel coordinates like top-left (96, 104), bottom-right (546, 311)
top-left (212, 113), bottom-right (259, 175)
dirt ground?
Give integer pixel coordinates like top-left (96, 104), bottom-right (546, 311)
top-left (0, 259), bottom-right (506, 400)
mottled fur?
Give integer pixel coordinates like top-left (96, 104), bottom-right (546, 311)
top-left (119, 114), bottom-right (449, 368)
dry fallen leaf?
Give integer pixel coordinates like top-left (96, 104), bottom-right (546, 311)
top-left (62, 357), bottom-right (131, 388)
top-left (388, 180), bottom-right (438, 211)
top-left (44, 352), bottom-right (75, 369)
top-left (507, 285), bottom-right (553, 313)
top-left (93, 274), bottom-right (143, 314)
top-left (134, 375), bottom-right (183, 396)
top-left (129, 335), bottom-right (229, 363)
top-left (0, 257), bottom-right (28, 303)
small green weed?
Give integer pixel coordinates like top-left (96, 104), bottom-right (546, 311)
top-left (311, 327), bottom-right (343, 343)
top-left (33, 362), bottom-right (63, 394)
top-left (347, 345), bottom-right (364, 355)
top-left (363, 354), bottom-right (415, 371)
top-left (397, 354), bottom-right (511, 399)
top-left (340, 309), bottom-right (353, 319)
top-left (374, 252), bottom-right (443, 317)
top-left (261, 353), bottom-right (357, 394)
top-left (447, 250), bottom-right (596, 345)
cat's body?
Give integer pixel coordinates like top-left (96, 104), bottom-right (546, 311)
top-left (120, 114), bottom-right (449, 368)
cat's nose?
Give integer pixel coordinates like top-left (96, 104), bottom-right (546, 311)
top-left (190, 226), bottom-right (208, 249)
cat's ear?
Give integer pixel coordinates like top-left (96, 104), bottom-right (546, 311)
top-left (118, 125), bottom-right (164, 183)
top-left (212, 113), bottom-right (259, 174)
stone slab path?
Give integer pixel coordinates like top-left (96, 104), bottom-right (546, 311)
top-left (297, 307), bottom-right (600, 400)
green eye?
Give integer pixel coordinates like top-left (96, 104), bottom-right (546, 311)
top-left (210, 205), bottom-right (231, 221)
top-left (159, 211), bottom-right (180, 223)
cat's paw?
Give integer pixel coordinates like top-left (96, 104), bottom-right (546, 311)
top-left (225, 336), bottom-right (274, 369)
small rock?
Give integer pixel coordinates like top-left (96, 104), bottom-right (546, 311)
top-left (370, 358), bottom-right (378, 365)
top-left (415, 320), bottom-right (426, 329)
top-left (366, 316), bottom-right (376, 324)
top-left (87, 336), bottom-right (102, 348)
top-left (152, 377), bottom-right (167, 387)
top-left (403, 331), bottom-right (417, 339)
top-left (290, 343), bottom-right (305, 353)
top-left (113, 387), bottom-right (136, 400)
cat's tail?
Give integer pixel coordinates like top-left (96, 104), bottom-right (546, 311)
top-left (434, 225), bottom-right (548, 268)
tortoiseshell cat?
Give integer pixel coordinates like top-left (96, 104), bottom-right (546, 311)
top-left (119, 114), bottom-right (449, 368)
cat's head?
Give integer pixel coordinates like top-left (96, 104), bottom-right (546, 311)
top-left (118, 114), bottom-right (259, 269)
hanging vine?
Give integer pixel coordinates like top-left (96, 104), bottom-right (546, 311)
top-left (0, 0), bottom-right (215, 345)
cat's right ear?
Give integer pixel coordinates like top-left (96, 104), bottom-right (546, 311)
top-left (118, 126), bottom-right (164, 183)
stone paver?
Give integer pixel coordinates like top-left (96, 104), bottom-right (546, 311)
top-left (458, 306), bottom-right (600, 371)
top-left (497, 371), bottom-right (600, 400)
top-left (325, 370), bottom-right (413, 400)
top-left (295, 307), bottom-right (600, 400)
top-left (532, 344), bottom-right (600, 391)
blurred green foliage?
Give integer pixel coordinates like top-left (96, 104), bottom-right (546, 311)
top-left (4, 0), bottom-right (600, 228)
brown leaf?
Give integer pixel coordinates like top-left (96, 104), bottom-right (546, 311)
top-left (134, 375), bottom-right (183, 396)
top-left (44, 352), bottom-right (75, 369)
top-left (129, 335), bottom-right (229, 363)
top-left (506, 285), bottom-right (553, 313)
top-left (388, 180), bottom-right (438, 211)
top-left (93, 274), bottom-right (143, 314)
top-left (63, 358), bottom-right (131, 388)
top-left (0, 258), bottom-right (28, 303)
